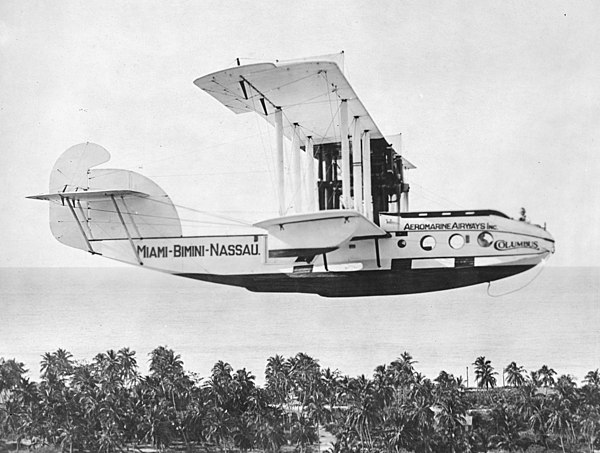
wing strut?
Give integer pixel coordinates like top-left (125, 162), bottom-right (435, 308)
top-left (340, 99), bottom-right (351, 209)
top-left (239, 75), bottom-right (277, 115)
top-left (362, 131), bottom-right (373, 220)
top-left (110, 195), bottom-right (143, 265)
top-left (352, 117), bottom-right (363, 215)
top-left (120, 196), bottom-right (143, 239)
top-left (64, 197), bottom-right (98, 255)
top-left (76, 201), bottom-right (93, 238)
top-left (275, 108), bottom-right (285, 215)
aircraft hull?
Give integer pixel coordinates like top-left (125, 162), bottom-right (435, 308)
top-left (88, 209), bottom-right (553, 297)
top-left (175, 264), bottom-right (535, 297)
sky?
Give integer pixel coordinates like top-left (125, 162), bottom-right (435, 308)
top-left (1, 0), bottom-right (599, 267)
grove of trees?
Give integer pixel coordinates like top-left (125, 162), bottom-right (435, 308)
top-left (0, 350), bottom-right (599, 453)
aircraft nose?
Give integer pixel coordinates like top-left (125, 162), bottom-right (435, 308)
top-left (544, 229), bottom-right (556, 254)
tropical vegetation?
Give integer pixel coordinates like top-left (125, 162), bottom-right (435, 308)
top-left (1, 351), bottom-right (599, 452)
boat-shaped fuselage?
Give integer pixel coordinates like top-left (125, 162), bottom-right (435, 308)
top-left (93, 209), bottom-right (553, 297)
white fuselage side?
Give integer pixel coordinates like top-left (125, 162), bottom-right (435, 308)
top-left (94, 211), bottom-right (554, 282)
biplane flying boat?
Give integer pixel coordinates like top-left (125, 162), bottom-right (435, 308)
top-left (28, 58), bottom-right (555, 297)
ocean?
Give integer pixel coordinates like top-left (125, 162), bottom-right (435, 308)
top-left (1, 266), bottom-right (598, 386)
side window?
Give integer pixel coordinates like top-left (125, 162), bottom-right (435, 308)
top-left (449, 234), bottom-right (465, 249)
top-left (420, 235), bottom-right (436, 251)
top-left (478, 231), bottom-right (494, 247)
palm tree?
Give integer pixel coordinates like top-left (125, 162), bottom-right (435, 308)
top-left (251, 390), bottom-right (285, 453)
top-left (390, 351), bottom-right (417, 385)
top-left (435, 397), bottom-right (467, 453)
top-left (1, 395), bottom-right (26, 450)
top-left (210, 360), bottom-right (234, 410)
top-left (516, 382), bottom-right (539, 425)
top-left (548, 403), bottom-right (573, 453)
top-left (489, 403), bottom-right (523, 452)
top-left (231, 368), bottom-right (256, 414)
top-left (372, 364), bottom-right (394, 410)
top-left (473, 356), bottom-right (497, 389)
top-left (290, 413), bottom-right (318, 453)
top-left (0, 358), bottom-right (27, 394)
top-left (529, 370), bottom-right (542, 387)
top-left (148, 347), bottom-right (194, 449)
top-left (555, 375), bottom-right (577, 398)
top-left (345, 375), bottom-right (380, 450)
top-left (504, 362), bottom-right (527, 387)
top-left (537, 365), bottom-right (557, 388)
top-left (528, 400), bottom-right (551, 450)
top-left (15, 377), bottom-right (38, 442)
top-left (288, 353), bottom-right (321, 410)
top-left (205, 404), bottom-right (233, 451)
top-left (40, 349), bottom-right (74, 382)
top-left (407, 384), bottom-right (435, 453)
top-left (265, 355), bottom-right (290, 407)
top-left (321, 367), bottom-right (341, 408)
top-left (580, 405), bottom-right (600, 453)
top-left (584, 369), bottom-right (600, 388)
top-left (149, 346), bottom-right (184, 384)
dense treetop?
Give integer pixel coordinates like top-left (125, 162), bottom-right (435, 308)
top-left (0, 350), bottom-right (598, 453)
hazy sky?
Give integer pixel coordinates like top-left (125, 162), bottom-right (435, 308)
top-left (1, 0), bottom-right (599, 267)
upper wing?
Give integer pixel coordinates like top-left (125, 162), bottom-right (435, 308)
top-left (194, 61), bottom-right (385, 145)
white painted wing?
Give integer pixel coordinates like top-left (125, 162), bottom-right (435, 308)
top-left (254, 210), bottom-right (388, 257)
top-left (194, 61), bottom-right (384, 145)
top-left (27, 189), bottom-right (149, 202)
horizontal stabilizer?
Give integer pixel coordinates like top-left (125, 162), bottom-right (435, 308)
top-left (27, 189), bottom-right (149, 202)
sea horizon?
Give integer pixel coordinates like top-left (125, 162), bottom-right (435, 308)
top-left (2, 265), bottom-right (598, 386)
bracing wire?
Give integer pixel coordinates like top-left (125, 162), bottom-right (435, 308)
top-left (486, 256), bottom-right (549, 297)
top-left (148, 196), bottom-right (254, 227)
top-left (85, 206), bottom-right (228, 227)
top-left (249, 91), bottom-right (276, 198)
top-left (322, 70), bottom-right (340, 143)
top-left (81, 193), bottom-right (256, 229)
top-left (146, 170), bottom-right (269, 178)
top-left (85, 63), bottom-right (351, 223)
top-left (409, 181), bottom-right (468, 210)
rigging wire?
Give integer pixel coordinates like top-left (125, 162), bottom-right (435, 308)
top-left (74, 192), bottom-right (256, 228)
top-left (85, 60), bottom-right (349, 223)
top-left (86, 206), bottom-right (253, 229)
top-left (262, 71), bottom-right (324, 95)
top-left (486, 257), bottom-right (549, 297)
top-left (249, 91), bottom-right (276, 199)
top-left (322, 70), bottom-right (340, 143)
top-left (145, 170), bottom-right (269, 178)
top-left (409, 181), bottom-right (468, 210)
top-left (101, 130), bottom-right (277, 171)
top-left (149, 196), bottom-right (254, 226)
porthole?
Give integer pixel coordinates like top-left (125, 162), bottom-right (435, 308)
top-left (449, 234), bottom-right (465, 249)
top-left (397, 239), bottom-right (406, 248)
top-left (477, 231), bottom-right (494, 247)
top-left (420, 235), bottom-right (436, 251)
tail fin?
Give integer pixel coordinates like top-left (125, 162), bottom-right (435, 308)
top-left (28, 143), bottom-right (182, 254)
